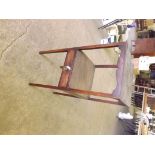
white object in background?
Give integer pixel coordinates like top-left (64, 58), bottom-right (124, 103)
top-left (139, 56), bottom-right (155, 71)
top-left (110, 36), bottom-right (115, 43)
top-left (100, 36), bottom-right (116, 44)
top-left (146, 113), bottom-right (153, 119)
top-left (146, 107), bottom-right (151, 113)
top-left (118, 112), bottom-right (133, 119)
top-left (100, 38), bottom-right (109, 44)
top-left (139, 113), bottom-right (150, 127)
top-left (139, 56), bottom-right (150, 70)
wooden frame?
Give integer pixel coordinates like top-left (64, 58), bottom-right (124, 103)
top-left (29, 42), bottom-right (127, 106)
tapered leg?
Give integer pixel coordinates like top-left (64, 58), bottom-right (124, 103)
top-left (29, 83), bottom-right (118, 99)
top-left (53, 92), bottom-right (124, 106)
top-left (53, 92), bottom-right (78, 98)
top-left (39, 48), bottom-right (71, 54)
top-left (77, 42), bottom-right (125, 50)
top-left (88, 97), bottom-right (125, 106)
top-left (39, 42), bottom-right (126, 54)
top-left (95, 65), bottom-right (118, 68)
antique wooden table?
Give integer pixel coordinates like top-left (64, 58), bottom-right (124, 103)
top-left (29, 42), bottom-right (133, 106)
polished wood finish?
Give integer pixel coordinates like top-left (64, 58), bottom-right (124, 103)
top-left (40, 48), bottom-right (69, 54)
top-left (29, 83), bottom-right (117, 99)
top-left (95, 65), bottom-right (117, 68)
top-left (53, 92), bottom-right (123, 106)
top-left (58, 49), bottom-right (77, 87)
top-left (88, 97), bottom-right (124, 106)
top-left (61, 65), bottom-right (118, 69)
top-left (75, 42), bottom-right (125, 50)
top-left (30, 42), bottom-right (128, 106)
top-left (39, 42), bottom-right (125, 54)
top-left (53, 92), bottom-right (79, 98)
top-left (58, 50), bottom-right (95, 91)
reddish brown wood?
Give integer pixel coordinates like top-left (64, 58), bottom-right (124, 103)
top-left (58, 49), bottom-right (77, 87)
top-left (88, 97), bottom-right (124, 106)
top-left (39, 42), bottom-right (125, 54)
top-left (30, 42), bottom-right (129, 106)
top-left (39, 48), bottom-right (70, 54)
top-left (95, 65), bottom-right (117, 68)
top-left (29, 83), bottom-right (117, 99)
top-left (53, 92), bottom-right (124, 106)
top-left (132, 52), bottom-right (155, 58)
top-left (77, 42), bottom-right (125, 50)
top-left (53, 92), bottom-right (79, 98)
top-left (132, 38), bottom-right (155, 58)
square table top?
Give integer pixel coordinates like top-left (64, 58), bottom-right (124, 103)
top-left (58, 41), bottom-right (133, 106)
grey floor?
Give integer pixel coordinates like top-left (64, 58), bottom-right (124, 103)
top-left (0, 19), bottom-right (129, 134)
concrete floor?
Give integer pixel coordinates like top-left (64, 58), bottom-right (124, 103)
top-left (0, 19), bottom-right (128, 134)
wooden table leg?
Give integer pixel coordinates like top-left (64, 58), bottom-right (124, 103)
top-left (95, 65), bottom-right (118, 68)
top-left (39, 42), bottom-right (126, 54)
top-left (53, 92), bottom-right (124, 106)
top-left (29, 83), bottom-right (118, 99)
top-left (39, 48), bottom-right (70, 54)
